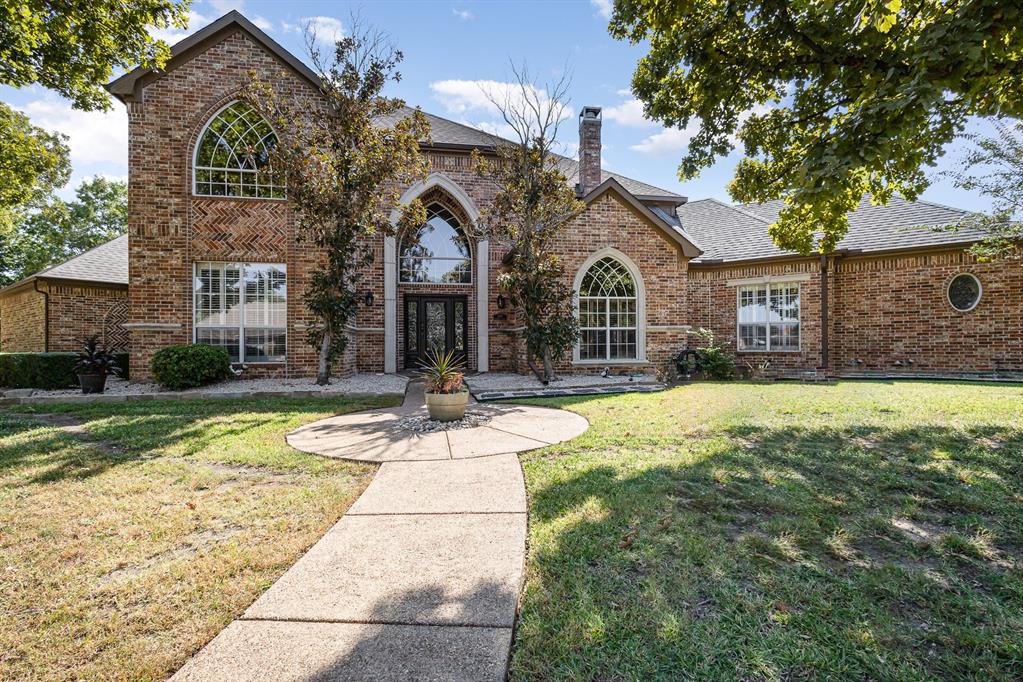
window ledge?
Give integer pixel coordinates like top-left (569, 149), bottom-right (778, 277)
top-left (737, 349), bottom-right (803, 354)
top-left (572, 359), bottom-right (651, 366)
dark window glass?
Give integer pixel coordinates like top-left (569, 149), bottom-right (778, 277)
top-left (399, 203), bottom-right (472, 284)
top-left (948, 274), bottom-right (981, 312)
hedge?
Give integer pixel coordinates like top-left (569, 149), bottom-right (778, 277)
top-left (150, 344), bottom-right (232, 390)
top-left (0, 351), bottom-right (130, 389)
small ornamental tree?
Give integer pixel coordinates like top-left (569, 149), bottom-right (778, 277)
top-left (250, 20), bottom-right (430, 384)
top-left (471, 66), bottom-right (583, 382)
top-left (940, 119), bottom-right (1022, 261)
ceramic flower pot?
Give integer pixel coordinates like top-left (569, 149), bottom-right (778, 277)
top-left (78, 373), bottom-right (107, 394)
top-left (424, 390), bottom-right (468, 422)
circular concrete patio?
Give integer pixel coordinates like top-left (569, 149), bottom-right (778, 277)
top-left (286, 382), bottom-right (590, 462)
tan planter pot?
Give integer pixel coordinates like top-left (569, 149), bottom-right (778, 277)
top-left (425, 390), bottom-right (469, 422)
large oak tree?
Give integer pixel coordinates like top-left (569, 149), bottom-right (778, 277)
top-left (610, 0), bottom-right (1023, 253)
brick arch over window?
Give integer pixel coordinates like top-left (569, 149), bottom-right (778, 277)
top-left (384, 173), bottom-right (488, 373)
top-left (572, 247), bottom-right (647, 364)
top-left (192, 100), bottom-right (284, 199)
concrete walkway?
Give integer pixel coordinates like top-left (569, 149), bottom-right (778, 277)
top-left (172, 383), bottom-right (588, 681)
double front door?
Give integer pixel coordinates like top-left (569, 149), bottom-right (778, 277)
top-left (404, 295), bottom-right (468, 369)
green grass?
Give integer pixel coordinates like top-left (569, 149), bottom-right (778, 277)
top-left (512, 381), bottom-right (1023, 681)
top-left (0, 395), bottom-right (397, 681)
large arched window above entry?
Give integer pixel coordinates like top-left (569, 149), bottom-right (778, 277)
top-left (578, 256), bottom-right (638, 360)
top-left (399, 202), bottom-right (472, 284)
top-left (193, 101), bottom-right (285, 199)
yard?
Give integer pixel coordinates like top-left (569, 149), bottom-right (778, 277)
top-left (512, 381), bottom-right (1023, 680)
top-left (0, 395), bottom-right (397, 681)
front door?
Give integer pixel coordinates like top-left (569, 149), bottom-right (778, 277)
top-left (404, 295), bottom-right (468, 369)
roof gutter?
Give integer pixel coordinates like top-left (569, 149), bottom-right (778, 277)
top-left (33, 279), bottom-right (49, 352)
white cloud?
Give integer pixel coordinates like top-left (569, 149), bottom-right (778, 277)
top-left (17, 99), bottom-right (128, 167)
top-left (150, 9), bottom-right (210, 44)
top-left (303, 16), bottom-right (344, 45)
top-left (603, 97), bottom-right (657, 128)
top-left (591, 0), bottom-right (612, 19)
top-left (452, 8), bottom-right (474, 21)
top-left (251, 15), bottom-right (274, 31)
top-left (630, 125), bottom-right (699, 155)
top-left (429, 79), bottom-right (575, 122)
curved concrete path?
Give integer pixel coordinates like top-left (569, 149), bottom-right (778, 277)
top-left (172, 382), bottom-right (588, 681)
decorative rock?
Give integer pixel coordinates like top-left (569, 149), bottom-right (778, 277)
top-left (396, 411), bottom-right (493, 433)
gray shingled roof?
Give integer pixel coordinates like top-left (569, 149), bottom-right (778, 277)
top-left (682, 195), bottom-right (982, 263)
top-left (18, 235), bottom-right (128, 288)
top-left (379, 106), bottom-right (683, 201)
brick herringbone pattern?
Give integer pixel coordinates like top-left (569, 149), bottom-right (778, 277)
top-left (191, 199), bottom-right (289, 261)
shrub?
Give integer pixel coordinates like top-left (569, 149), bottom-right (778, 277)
top-left (0, 353), bottom-right (79, 389)
top-left (688, 328), bottom-right (736, 380)
top-left (150, 344), bottom-right (233, 391)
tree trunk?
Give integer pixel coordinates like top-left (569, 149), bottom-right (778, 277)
top-left (525, 343), bottom-right (548, 385)
top-left (542, 344), bottom-right (555, 383)
top-left (316, 326), bottom-right (332, 385)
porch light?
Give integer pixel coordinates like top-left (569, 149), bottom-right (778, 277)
top-left (496, 294), bottom-right (507, 309)
top-left (363, 291), bottom-right (375, 307)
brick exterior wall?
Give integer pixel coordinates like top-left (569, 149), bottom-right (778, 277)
top-left (689, 250), bottom-right (1023, 377)
top-left (0, 285), bottom-right (47, 352)
top-left (830, 250), bottom-right (1023, 374)
top-left (548, 190), bottom-right (691, 374)
top-left (0, 279), bottom-right (127, 353)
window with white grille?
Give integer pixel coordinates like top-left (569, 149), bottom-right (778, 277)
top-left (194, 262), bottom-right (286, 362)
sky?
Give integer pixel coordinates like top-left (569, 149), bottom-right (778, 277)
top-left (0, 0), bottom-right (994, 211)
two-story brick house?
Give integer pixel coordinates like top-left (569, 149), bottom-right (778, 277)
top-left (20, 10), bottom-right (1011, 381)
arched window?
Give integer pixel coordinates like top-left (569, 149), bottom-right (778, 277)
top-left (578, 256), bottom-right (638, 360)
top-left (193, 101), bottom-right (284, 199)
top-left (399, 202), bottom-right (472, 283)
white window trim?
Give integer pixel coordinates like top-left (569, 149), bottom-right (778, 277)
top-left (572, 247), bottom-right (647, 365)
top-left (735, 281), bottom-right (802, 353)
top-left (191, 100), bottom-right (286, 201)
top-left (947, 272), bottom-right (982, 313)
top-left (193, 261), bottom-right (288, 364)
top-left (397, 205), bottom-right (474, 286)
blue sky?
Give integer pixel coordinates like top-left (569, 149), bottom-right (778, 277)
top-left (0, 0), bottom-right (993, 211)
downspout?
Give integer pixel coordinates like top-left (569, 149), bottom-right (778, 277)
top-left (33, 279), bottom-right (49, 352)
top-left (819, 253), bottom-right (828, 371)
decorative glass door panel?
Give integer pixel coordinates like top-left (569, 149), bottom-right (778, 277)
top-left (404, 295), bottom-right (468, 369)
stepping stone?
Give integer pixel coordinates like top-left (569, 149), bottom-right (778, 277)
top-left (171, 620), bottom-right (510, 682)
top-left (348, 454), bottom-right (526, 515)
top-left (243, 513), bottom-right (525, 627)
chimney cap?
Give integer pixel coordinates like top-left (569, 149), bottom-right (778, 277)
top-left (581, 106), bottom-right (602, 120)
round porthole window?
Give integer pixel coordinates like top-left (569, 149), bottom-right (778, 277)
top-left (947, 273), bottom-right (982, 312)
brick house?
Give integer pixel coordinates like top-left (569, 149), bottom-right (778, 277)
top-left (9, 10), bottom-right (1018, 380)
top-left (0, 236), bottom-right (128, 353)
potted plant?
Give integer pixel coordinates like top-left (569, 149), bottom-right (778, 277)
top-left (419, 349), bottom-right (468, 421)
top-left (75, 335), bottom-right (121, 394)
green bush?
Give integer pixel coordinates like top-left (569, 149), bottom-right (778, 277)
top-left (150, 344), bottom-right (232, 390)
top-left (688, 327), bottom-right (737, 380)
top-left (0, 353), bottom-right (79, 389)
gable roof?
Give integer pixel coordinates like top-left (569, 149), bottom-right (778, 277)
top-left (0, 235), bottom-right (128, 295)
top-left (682, 195), bottom-right (983, 264)
top-left (106, 11), bottom-right (319, 102)
top-left (108, 11), bottom-right (684, 204)
top-left (583, 179), bottom-right (702, 258)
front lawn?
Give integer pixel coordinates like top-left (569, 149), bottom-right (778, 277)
top-left (0, 395), bottom-right (397, 681)
top-left (513, 381), bottom-right (1023, 680)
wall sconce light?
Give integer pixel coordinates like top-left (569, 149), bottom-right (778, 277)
top-left (496, 293), bottom-right (507, 309)
top-left (363, 291), bottom-right (375, 307)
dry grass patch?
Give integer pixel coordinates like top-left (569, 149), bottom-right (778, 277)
top-left (0, 396), bottom-right (395, 681)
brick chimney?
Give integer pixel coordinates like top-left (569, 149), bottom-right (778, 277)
top-left (578, 106), bottom-right (602, 194)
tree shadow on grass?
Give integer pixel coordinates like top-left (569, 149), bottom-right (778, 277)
top-left (514, 416), bottom-right (1023, 680)
top-left (0, 396), bottom-right (395, 486)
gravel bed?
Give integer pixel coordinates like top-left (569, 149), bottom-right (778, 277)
top-left (395, 411), bottom-right (493, 433)
top-left (465, 371), bottom-right (656, 393)
top-left (6, 373), bottom-right (409, 398)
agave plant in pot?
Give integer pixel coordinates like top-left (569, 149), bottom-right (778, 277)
top-left (75, 335), bottom-right (122, 394)
top-left (419, 349), bottom-right (468, 421)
